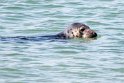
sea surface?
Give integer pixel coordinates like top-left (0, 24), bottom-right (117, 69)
top-left (0, 0), bottom-right (124, 83)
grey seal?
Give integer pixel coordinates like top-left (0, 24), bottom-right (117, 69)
top-left (0, 23), bottom-right (97, 42)
top-left (56, 23), bottom-right (97, 39)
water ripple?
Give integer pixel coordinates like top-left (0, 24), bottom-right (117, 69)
top-left (0, 0), bottom-right (124, 83)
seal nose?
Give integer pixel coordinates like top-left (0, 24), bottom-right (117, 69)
top-left (83, 29), bottom-right (97, 38)
top-left (92, 32), bottom-right (97, 38)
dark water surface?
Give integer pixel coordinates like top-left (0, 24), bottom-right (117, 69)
top-left (0, 0), bottom-right (124, 83)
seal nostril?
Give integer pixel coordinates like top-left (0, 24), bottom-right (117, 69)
top-left (92, 32), bottom-right (97, 38)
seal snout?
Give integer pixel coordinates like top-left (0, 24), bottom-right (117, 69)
top-left (83, 29), bottom-right (97, 38)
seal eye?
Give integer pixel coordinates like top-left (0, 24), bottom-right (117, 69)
top-left (80, 28), bottom-right (85, 32)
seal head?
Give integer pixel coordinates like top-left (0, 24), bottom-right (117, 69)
top-left (57, 23), bottom-right (97, 39)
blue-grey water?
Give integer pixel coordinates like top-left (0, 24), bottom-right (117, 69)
top-left (0, 0), bottom-right (124, 83)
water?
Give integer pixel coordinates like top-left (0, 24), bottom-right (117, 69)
top-left (0, 0), bottom-right (124, 83)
